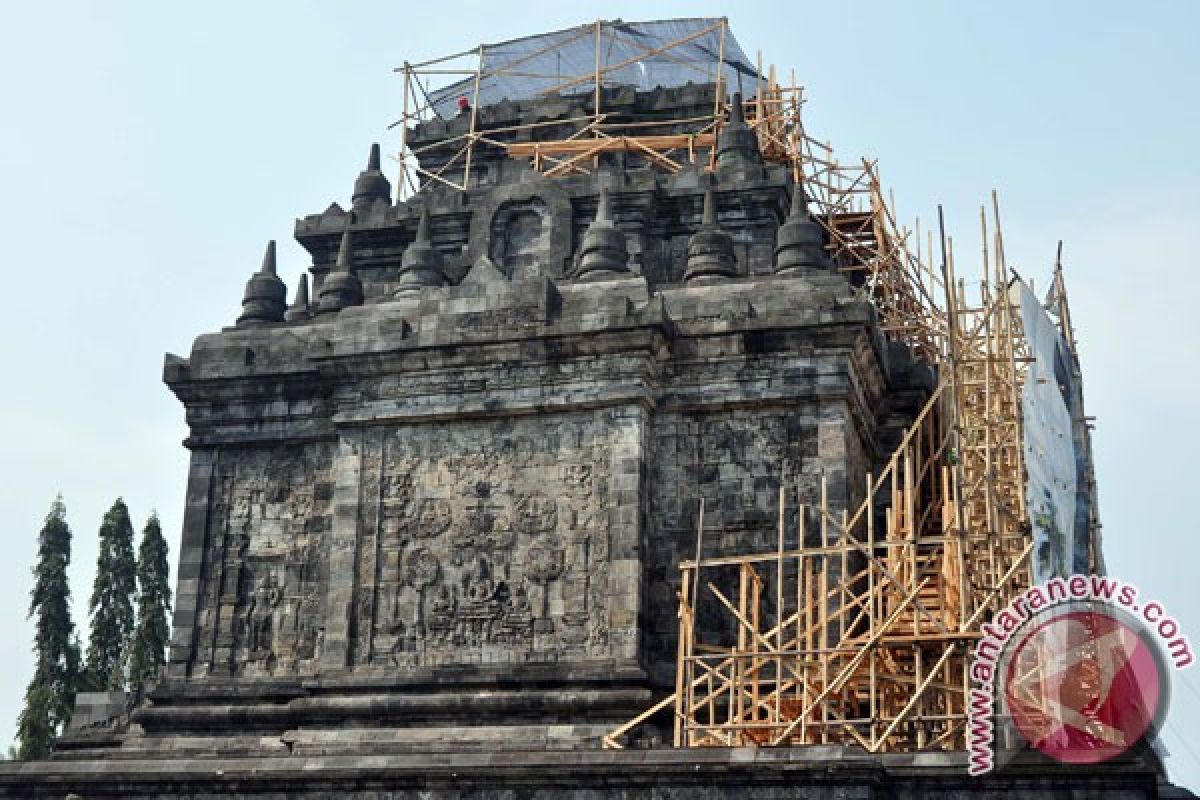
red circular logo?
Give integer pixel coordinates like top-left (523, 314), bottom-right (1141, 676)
top-left (1003, 607), bottom-right (1165, 765)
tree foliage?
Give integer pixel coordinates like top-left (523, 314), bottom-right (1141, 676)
top-left (128, 512), bottom-right (172, 693)
top-left (84, 498), bottom-right (137, 691)
top-left (16, 496), bottom-right (80, 760)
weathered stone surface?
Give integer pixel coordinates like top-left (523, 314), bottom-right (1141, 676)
top-left (0, 747), bottom-right (1176, 798)
top-left (7, 63), bottom-right (1187, 799)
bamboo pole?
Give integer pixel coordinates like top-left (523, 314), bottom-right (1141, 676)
top-left (715, 17), bottom-right (727, 117)
top-left (398, 63), bottom-right (412, 195)
top-left (674, 564), bottom-right (691, 747)
top-left (593, 20), bottom-right (602, 140)
top-left (776, 484), bottom-right (785, 728)
top-left (751, 566), bottom-right (761, 737)
top-left (796, 493), bottom-right (805, 715)
top-left (819, 473), bottom-right (829, 741)
top-left (686, 498), bottom-right (706, 744)
top-left (689, 498), bottom-right (705, 664)
top-left (461, 45), bottom-right (484, 190)
top-left (771, 577), bottom-right (932, 745)
top-left (756, 50), bottom-right (764, 125)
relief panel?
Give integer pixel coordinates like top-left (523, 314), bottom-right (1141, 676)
top-left (191, 442), bottom-right (334, 677)
top-left (348, 413), bottom-right (623, 668)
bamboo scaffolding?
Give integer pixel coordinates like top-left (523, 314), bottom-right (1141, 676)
top-left (602, 210), bottom-right (1045, 751)
top-left (391, 20), bottom-right (946, 371)
top-left (394, 20), bottom-right (1058, 757)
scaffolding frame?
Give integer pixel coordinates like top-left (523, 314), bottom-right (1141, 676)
top-left (392, 19), bottom-right (942, 363)
top-left (603, 200), bottom-right (1063, 752)
top-left (390, 20), bottom-right (1074, 754)
top-left (391, 18), bottom-right (738, 197)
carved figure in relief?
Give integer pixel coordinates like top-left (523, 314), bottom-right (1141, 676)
top-left (586, 582), bottom-right (610, 654)
top-left (350, 427), bottom-right (621, 664)
top-left (513, 492), bottom-right (557, 535)
top-left (275, 596), bottom-right (300, 670)
top-left (287, 490), bottom-right (314, 519)
top-left (388, 618), bottom-right (415, 664)
top-left (403, 547), bottom-right (441, 588)
top-left (464, 559), bottom-right (495, 605)
top-left (560, 498), bottom-right (596, 538)
top-left (232, 490), bottom-right (258, 519)
top-left (381, 471), bottom-right (414, 535)
top-left (382, 472), bottom-right (410, 501)
top-left (588, 616), bottom-right (610, 650)
top-left (485, 517), bottom-right (516, 566)
top-left (524, 538), bottom-right (565, 633)
top-left (195, 443), bottom-right (335, 676)
top-left (456, 558), bottom-right (509, 645)
top-left (560, 533), bottom-right (591, 644)
top-left (354, 589), bottom-right (374, 663)
top-left (413, 497), bottom-right (452, 538)
top-left (512, 581), bottom-right (533, 615)
top-left (295, 592), bottom-right (320, 660)
top-left (456, 453), bottom-right (500, 482)
top-left (496, 581), bottom-right (534, 643)
top-left (451, 483), bottom-right (503, 566)
top-left (248, 574), bottom-right (283, 658)
top-left (426, 585), bottom-right (457, 644)
top-left (562, 463), bottom-right (593, 491)
top-left (448, 531), bottom-right (477, 566)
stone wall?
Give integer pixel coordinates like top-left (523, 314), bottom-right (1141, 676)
top-left (4, 47), bottom-right (1189, 800)
top-left (334, 410), bottom-right (635, 672)
top-left (188, 441), bottom-right (334, 679)
top-left (43, 79), bottom-right (945, 780)
top-left (0, 747), bottom-right (1178, 799)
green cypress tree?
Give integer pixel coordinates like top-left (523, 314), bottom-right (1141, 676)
top-left (83, 498), bottom-right (137, 691)
top-left (15, 685), bottom-right (56, 761)
top-left (128, 512), bottom-right (172, 693)
top-left (16, 496), bottom-right (81, 760)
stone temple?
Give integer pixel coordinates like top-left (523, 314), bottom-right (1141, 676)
top-left (1, 17), bottom-right (1190, 799)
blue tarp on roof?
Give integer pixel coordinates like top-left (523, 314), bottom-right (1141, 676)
top-left (425, 18), bottom-right (760, 119)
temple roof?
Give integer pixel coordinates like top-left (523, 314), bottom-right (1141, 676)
top-left (424, 17), bottom-right (760, 119)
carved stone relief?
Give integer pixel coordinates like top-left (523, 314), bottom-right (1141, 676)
top-left (489, 200), bottom-right (549, 278)
top-left (193, 443), bottom-right (333, 677)
top-left (467, 181), bottom-right (574, 280)
top-left (349, 414), bottom-right (617, 667)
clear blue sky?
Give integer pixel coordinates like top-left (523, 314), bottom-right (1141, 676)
top-left (0, 0), bottom-right (1197, 785)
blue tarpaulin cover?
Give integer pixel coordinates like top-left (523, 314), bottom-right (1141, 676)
top-left (425, 18), bottom-right (760, 119)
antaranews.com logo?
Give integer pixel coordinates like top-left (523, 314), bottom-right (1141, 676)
top-left (968, 574), bottom-right (1192, 775)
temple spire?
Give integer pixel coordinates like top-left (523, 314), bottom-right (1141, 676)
top-left (774, 183), bottom-right (832, 277)
top-left (352, 142), bottom-right (392, 214)
top-left (394, 206), bottom-right (448, 296)
top-left (261, 239), bottom-right (278, 275)
top-left (575, 188), bottom-right (630, 281)
top-left (336, 228), bottom-right (352, 270)
top-left (416, 204), bottom-right (430, 241)
top-left (595, 186), bottom-right (612, 223)
top-left (317, 228), bottom-right (364, 313)
top-left (715, 92), bottom-right (763, 181)
top-left (729, 93), bottom-right (746, 126)
top-left (684, 188), bottom-right (737, 284)
top-left (236, 239), bottom-right (287, 326)
top-left (702, 187), bottom-right (717, 227)
top-left (284, 272), bottom-right (311, 322)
